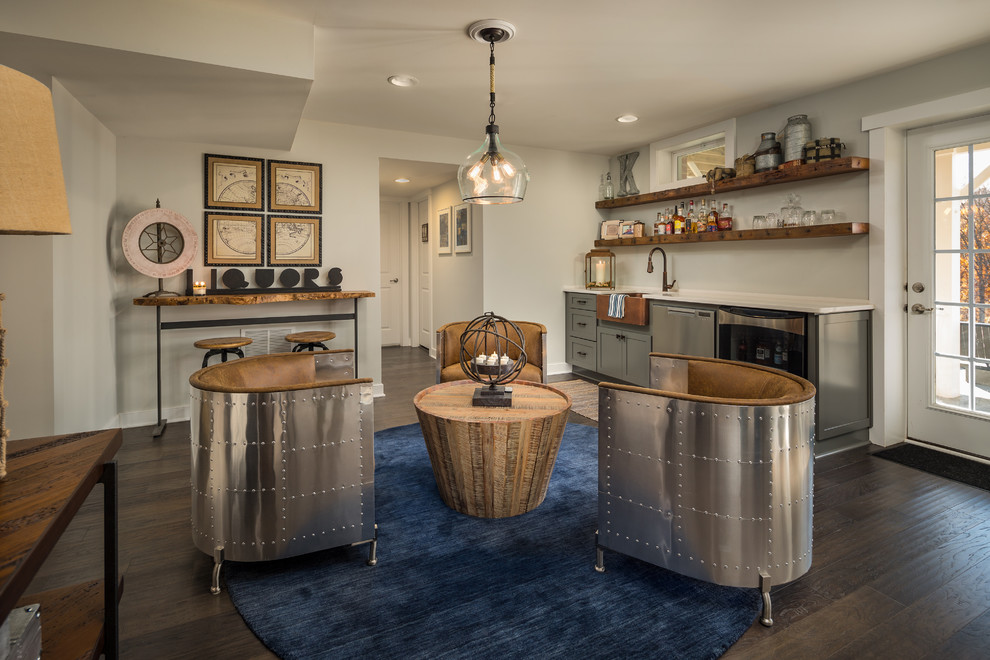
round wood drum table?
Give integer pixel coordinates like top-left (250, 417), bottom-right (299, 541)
top-left (413, 380), bottom-right (572, 518)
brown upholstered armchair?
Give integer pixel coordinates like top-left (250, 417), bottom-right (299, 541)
top-left (436, 320), bottom-right (548, 384)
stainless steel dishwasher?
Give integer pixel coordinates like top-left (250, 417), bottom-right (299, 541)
top-left (650, 303), bottom-right (716, 357)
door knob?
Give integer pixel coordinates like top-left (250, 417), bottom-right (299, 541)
top-left (911, 303), bottom-right (934, 314)
top-left (390, 278), bottom-right (399, 283)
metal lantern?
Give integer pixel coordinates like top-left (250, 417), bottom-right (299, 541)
top-left (585, 248), bottom-right (615, 289)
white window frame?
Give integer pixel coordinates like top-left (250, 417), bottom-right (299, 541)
top-left (649, 118), bottom-right (736, 193)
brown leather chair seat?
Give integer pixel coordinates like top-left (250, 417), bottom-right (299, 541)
top-left (436, 320), bottom-right (547, 384)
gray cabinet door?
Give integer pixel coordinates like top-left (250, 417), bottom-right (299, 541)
top-left (597, 329), bottom-right (625, 379)
top-left (624, 332), bottom-right (651, 386)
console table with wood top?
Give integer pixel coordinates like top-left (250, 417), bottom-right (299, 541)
top-left (0, 428), bottom-right (122, 659)
top-left (134, 290), bottom-right (375, 437)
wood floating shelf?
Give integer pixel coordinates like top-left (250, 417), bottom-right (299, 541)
top-left (595, 157), bottom-right (870, 210)
top-left (594, 222), bottom-right (869, 247)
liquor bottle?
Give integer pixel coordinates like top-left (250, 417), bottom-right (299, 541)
top-left (707, 200), bottom-right (719, 231)
top-left (604, 173), bottom-right (614, 200)
top-left (718, 203), bottom-right (733, 231)
top-left (666, 208), bottom-right (674, 235)
top-left (654, 212), bottom-right (665, 236)
top-left (673, 204), bottom-right (684, 234)
top-left (698, 199), bottom-right (707, 231)
top-left (687, 200), bottom-right (698, 233)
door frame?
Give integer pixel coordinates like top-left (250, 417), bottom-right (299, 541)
top-left (905, 116), bottom-right (990, 457)
top-left (409, 195), bottom-right (433, 353)
top-left (864, 86), bottom-right (990, 449)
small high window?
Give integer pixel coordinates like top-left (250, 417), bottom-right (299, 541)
top-left (673, 138), bottom-right (726, 181)
top-left (649, 119), bottom-right (735, 193)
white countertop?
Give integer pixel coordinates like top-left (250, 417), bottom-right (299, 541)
top-left (563, 286), bottom-right (874, 314)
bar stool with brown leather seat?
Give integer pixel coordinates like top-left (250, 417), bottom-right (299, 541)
top-left (194, 336), bottom-right (253, 368)
top-left (286, 330), bottom-right (336, 352)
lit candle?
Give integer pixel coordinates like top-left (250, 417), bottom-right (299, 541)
top-left (595, 260), bottom-right (606, 286)
top-left (192, 281), bottom-right (206, 296)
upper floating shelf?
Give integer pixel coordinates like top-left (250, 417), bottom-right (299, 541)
top-left (593, 222), bottom-right (869, 248)
top-left (595, 157), bottom-right (870, 210)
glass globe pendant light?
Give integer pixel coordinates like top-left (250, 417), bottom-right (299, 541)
top-left (458, 20), bottom-right (529, 205)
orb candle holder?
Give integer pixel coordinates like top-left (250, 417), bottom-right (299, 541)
top-left (458, 312), bottom-right (527, 407)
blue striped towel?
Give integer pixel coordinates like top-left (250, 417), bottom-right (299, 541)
top-left (608, 293), bottom-right (627, 318)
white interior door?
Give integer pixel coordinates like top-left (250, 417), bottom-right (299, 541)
top-left (906, 115), bottom-right (990, 458)
top-left (417, 199), bottom-right (433, 350)
top-left (380, 200), bottom-right (402, 346)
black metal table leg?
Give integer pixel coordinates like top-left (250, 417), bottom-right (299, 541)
top-left (102, 460), bottom-right (119, 659)
top-left (153, 305), bottom-right (167, 438)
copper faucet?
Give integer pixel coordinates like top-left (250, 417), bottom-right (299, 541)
top-left (646, 247), bottom-right (676, 292)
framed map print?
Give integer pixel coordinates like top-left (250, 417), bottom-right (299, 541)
top-left (453, 203), bottom-right (471, 254)
top-left (204, 154), bottom-right (264, 211)
top-left (437, 207), bottom-right (451, 255)
top-left (204, 212), bottom-right (264, 266)
top-left (268, 216), bottom-right (322, 266)
top-left (268, 160), bottom-right (322, 213)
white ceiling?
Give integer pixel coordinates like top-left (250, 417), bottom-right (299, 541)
top-left (4, 0), bottom-right (990, 192)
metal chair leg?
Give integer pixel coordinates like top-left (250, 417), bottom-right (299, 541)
top-left (211, 545), bottom-right (225, 595)
top-left (759, 570), bottom-right (773, 626)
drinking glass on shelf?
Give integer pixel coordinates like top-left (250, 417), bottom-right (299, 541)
top-left (820, 209), bottom-right (836, 224)
top-left (801, 210), bottom-right (817, 226)
top-left (752, 215), bottom-right (767, 229)
top-left (766, 212), bottom-right (780, 228)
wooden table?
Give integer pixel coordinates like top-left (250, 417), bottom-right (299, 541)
top-left (0, 428), bottom-right (122, 659)
top-left (134, 290), bottom-right (374, 437)
top-left (414, 381), bottom-right (571, 518)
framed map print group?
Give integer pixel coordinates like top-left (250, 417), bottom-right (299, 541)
top-left (204, 154), bottom-right (264, 211)
top-left (268, 216), bottom-right (322, 266)
top-left (203, 154), bottom-right (325, 268)
top-left (268, 160), bottom-right (322, 214)
top-left (204, 212), bottom-right (264, 266)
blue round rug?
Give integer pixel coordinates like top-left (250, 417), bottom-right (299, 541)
top-left (224, 423), bottom-right (760, 659)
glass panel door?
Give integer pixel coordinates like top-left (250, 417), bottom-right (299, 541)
top-left (907, 116), bottom-right (990, 458)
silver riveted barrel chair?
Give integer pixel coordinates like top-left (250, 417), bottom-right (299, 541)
top-left (189, 348), bottom-right (377, 594)
top-left (595, 352), bottom-right (816, 626)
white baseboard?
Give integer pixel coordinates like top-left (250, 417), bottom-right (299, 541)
top-left (117, 405), bottom-right (190, 430)
top-left (548, 362), bottom-right (573, 376)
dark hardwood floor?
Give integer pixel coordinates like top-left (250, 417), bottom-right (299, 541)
top-left (23, 346), bottom-right (990, 658)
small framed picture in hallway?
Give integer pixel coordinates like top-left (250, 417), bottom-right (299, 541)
top-left (453, 203), bottom-right (471, 254)
top-left (437, 207), bottom-right (451, 254)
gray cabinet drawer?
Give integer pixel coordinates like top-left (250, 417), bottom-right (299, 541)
top-left (568, 310), bottom-right (597, 341)
top-left (567, 292), bottom-right (596, 312)
top-left (567, 337), bottom-right (597, 370)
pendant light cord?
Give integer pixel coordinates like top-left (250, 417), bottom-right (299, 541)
top-left (488, 40), bottom-right (496, 126)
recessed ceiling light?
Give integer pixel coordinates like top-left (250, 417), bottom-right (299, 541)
top-left (616, 114), bottom-right (639, 123)
top-left (387, 75), bottom-right (419, 87)
top-left (394, 178), bottom-right (410, 183)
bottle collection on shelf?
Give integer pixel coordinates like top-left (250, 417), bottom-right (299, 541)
top-left (650, 199), bottom-right (734, 236)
